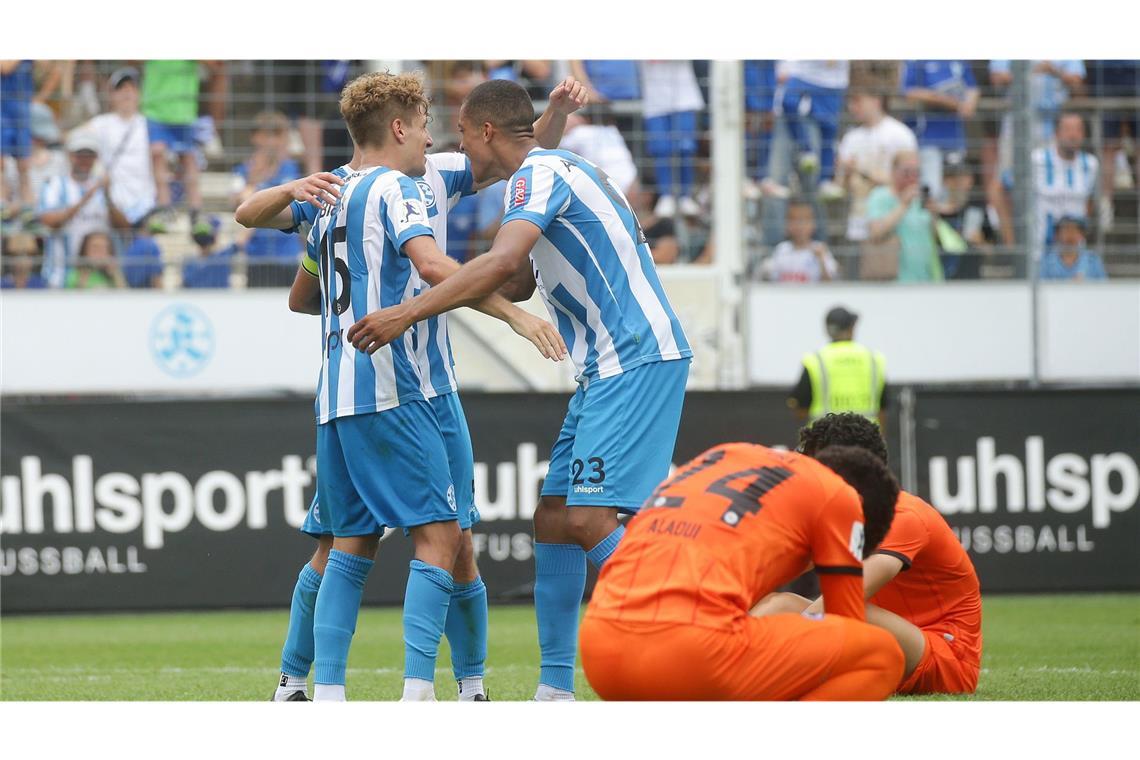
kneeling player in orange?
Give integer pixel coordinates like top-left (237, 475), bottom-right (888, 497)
top-left (762, 413), bottom-right (982, 695)
top-left (580, 443), bottom-right (905, 700)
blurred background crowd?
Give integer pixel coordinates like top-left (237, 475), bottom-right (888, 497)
top-left (1, 59), bottom-right (1136, 290)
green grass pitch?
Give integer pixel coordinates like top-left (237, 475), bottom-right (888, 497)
top-left (2, 594), bottom-right (1137, 701)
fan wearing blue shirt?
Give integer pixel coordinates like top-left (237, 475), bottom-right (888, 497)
top-left (901, 61), bottom-right (979, 196)
top-left (1040, 216), bottom-right (1107, 281)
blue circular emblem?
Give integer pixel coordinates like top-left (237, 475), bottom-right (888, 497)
top-left (416, 179), bottom-right (436, 208)
top-left (150, 304), bottom-right (215, 378)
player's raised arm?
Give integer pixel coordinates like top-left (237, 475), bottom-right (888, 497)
top-left (401, 235), bottom-right (566, 361)
top-left (533, 76), bottom-right (588, 149)
top-left (234, 172), bottom-right (344, 229)
top-left (346, 219), bottom-right (542, 354)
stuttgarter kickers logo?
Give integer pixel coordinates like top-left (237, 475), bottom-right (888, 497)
top-left (415, 179), bottom-right (436, 209)
top-left (513, 177), bottom-right (528, 207)
top-left (150, 304), bottom-right (214, 378)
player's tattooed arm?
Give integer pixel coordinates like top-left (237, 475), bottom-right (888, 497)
top-left (347, 221), bottom-right (541, 355)
top-left (401, 236), bottom-right (566, 361)
top-left (235, 172), bottom-right (343, 229)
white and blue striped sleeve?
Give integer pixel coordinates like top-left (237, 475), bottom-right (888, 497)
top-left (302, 223), bottom-right (320, 277)
top-left (432, 152), bottom-right (476, 208)
top-left (382, 174), bottom-right (435, 254)
top-left (500, 162), bottom-right (570, 233)
top-left (36, 176), bottom-right (65, 214)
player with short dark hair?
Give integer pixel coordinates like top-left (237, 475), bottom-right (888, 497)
top-left (344, 78), bottom-right (693, 701)
top-left (579, 443), bottom-right (904, 700)
top-left (763, 412), bottom-right (983, 695)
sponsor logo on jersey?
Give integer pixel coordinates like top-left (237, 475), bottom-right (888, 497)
top-left (401, 199), bottom-right (426, 225)
top-left (512, 177), bottom-right (528, 207)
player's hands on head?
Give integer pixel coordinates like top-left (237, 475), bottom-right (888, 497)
top-left (549, 77), bottom-right (589, 116)
top-left (509, 309), bottom-right (568, 362)
top-left (347, 306), bottom-right (409, 355)
top-left (291, 172), bottom-right (344, 210)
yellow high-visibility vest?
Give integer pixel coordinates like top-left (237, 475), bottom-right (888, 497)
top-left (802, 341), bottom-right (886, 422)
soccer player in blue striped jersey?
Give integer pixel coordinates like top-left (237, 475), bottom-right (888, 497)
top-left (348, 79), bottom-right (693, 701)
top-left (281, 72), bottom-right (568, 702)
top-left (236, 77), bottom-right (586, 702)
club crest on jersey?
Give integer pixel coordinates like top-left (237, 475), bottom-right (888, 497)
top-left (401, 199), bottom-right (426, 224)
top-left (512, 177), bottom-right (528, 208)
top-left (446, 485), bottom-right (457, 512)
top-left (415, 179), bottom-right (436, 209)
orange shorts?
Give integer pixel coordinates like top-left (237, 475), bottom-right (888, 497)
top-left (897, 627), bottom-right (980, 695)
top-left (580, 612), bottom-right (904, 701)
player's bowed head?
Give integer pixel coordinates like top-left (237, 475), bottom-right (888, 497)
top-left (339, 70), bottom-right (433, 178)
top-left (813, 445), bottom-right (899, 558)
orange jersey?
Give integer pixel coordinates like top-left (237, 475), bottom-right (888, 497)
top-left (870, 491), bottom-right (982, 663)
top-left (587, 443), bottom-right (868, 627)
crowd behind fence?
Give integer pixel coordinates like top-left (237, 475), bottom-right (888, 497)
top-left (1, 59), bottom-right (1136, 291)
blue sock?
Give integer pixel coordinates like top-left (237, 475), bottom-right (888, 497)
top-left (404, 559), bottom-right (455, 681)
top-left (280, 562), bottom-right (322, 677)
top-left (534, 543), bottom-right (587, 692)
top-left (444, 577), bottom-right (488, 680)
top-left (586, 525), bottom-right (626, 570)
top-left (312, 550), bottom-right (373, 685)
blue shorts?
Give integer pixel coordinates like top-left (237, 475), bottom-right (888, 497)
top-left (147, 120), bottom-right (195, 154)
top-left (1, 99), bottom-right (31, 159)
top-left (316, 402), bottom-right (457, 536)
top-left (541, 359), bottom-right (690, 511)
top-left (430, 392), bottom-right (480, 530)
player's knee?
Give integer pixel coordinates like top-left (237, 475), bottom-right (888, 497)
top-left (861, 626), bottom-right (906, 688)
top-left (452, 530), bottom-right (479, 583)
top-left (563, 507), bottom-right (614, 548)
top-left (533, 497), bottom-right (567, 539)
top-left (310, 536), bottom-right (334, 574)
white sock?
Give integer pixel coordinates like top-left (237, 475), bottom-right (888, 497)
top-left (534, 683), bottom-right (575, 701)
top-left (272, 673), bottom-right (308, 701)
top-left (313, 683), bottom-right (346, 702)
top-left (401, 678), bottom-right (436, 701)
top-left (457, 676), bottom-right (485, 701)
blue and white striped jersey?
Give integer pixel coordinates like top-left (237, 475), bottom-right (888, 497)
top-left (300, 153), bottom-right (476, 399)
top-left (306, 165), bottom-right (435, 423)
top-left (289, 163), bottom-right (354, 241)
top-left (501, 148), bottom-right (692, 382)
top-left (36, 174), bottom-right (111, 288)
top-left (1033, 145), bottom-right (1098, 249)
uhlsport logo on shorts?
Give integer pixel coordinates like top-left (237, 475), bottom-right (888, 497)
top-left (150, 304), bottom-right (215, 378)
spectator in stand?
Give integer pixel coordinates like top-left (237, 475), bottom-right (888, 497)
top-left (758, 199), bottom-right (838, 283)
top-left (1, 60), bottom-right (37, 215)
top-left (568, 60), bottom-right (640, 104)
top-left (1040, 215), bottom-right (1107, 281)
top-left (864, 151), bottom-right (943, 283)
top-left (936, 157), bottom-right (997, 280)
top-left (901, 60), bottom-right (979, 197)
top-left (2, 102), bottom-right (68, 213)
top-left (1014, 111), bottom-right (1099, 255)
top-left (36, 130), bottom-right (130, 287)
top-left (66, 230), bottom-right (127, 289)
top-left (743, 60), bottom-right (780, 200)
top-left (485, 60), bottom-right (554, 99)
top-left (835, 88), bottom-right (918, 246)
top-left (559, 111), bottom-right (639, 197)
top-left (231, 111), bottom-right (303, 287)
top-left (182, 215), bottom-right (234, 288)
top-left (1088, 60), bottom-right (1138, 231)
top-left (641, 60), bottom-right (705, 218)
top-left (83, 67), bottom-right (157, 228)
top-left (990, 59), bottom-right (1085, 163)
top-left (141, 60), bottom-right (209, 239)
top-left (772, 60), bottom-right (850, 199)
top-left (1, 232), bottom-right (48, 289)
top-left (266, 60), bottom-right (356, 176)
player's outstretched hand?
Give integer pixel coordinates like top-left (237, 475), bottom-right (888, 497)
top-left (548, 76), bottom-right (589, 116)
top-left (347, 306), bottom-right (409, 355)
top-left (509, 309), bottom-right (568, 362)
top-left (291, 172), bottom-right (344, 210)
